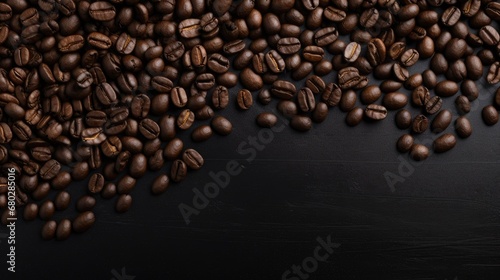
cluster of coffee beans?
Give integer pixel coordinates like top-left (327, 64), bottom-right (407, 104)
top-left (0, 0), bottom-right (499, 239)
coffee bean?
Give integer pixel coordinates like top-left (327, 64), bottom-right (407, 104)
top-left (23, 203), bottom-right (38, 221)
top-left (410, 144), bottom-right (429, 161)
top-left (425, 96), bottom-right (442, 115)
top-left (338, 67), bottom-right (366, 90)
top-left (40, 159), bottom-right (61, 180)
top-left (177, 109), bottom-right (195, 130)
top-left (151, 174), bottom-right (170, 195)
top-left (465, 55), bottom-right (483, 80)
top-left (365, 104), bottom-right (388, 120)
top-left (115, 194), bottom-right (132, 213)
top-left (139, 118), bottom-right (160, 140)
top-left (412, 114), bottom-right (429, 134)
top-left (314, 27), bottom-right (338, 46)
top-left (88, 173), bottom-right (104, 194)
top-left (455, 116), bottom-right (472, 138)
top-left (383, 92), bottom-right (408, 110)
top-left (479, 25), bottom-right (500, 46)
top-left (444, 38), bottom-right (467, 61)
top-left (76, 196), bottom-right (96, 212)
top-left (360, 85), bottom-right (382, 104)
top-left (395, 109), bottom-right (412, 129)
top-left (397, 134), bottom-right (414, 153)
top-left (192, 125), bottom-right (213, 142)
top-left (435, 80), bottom-right (459, 97)
top-left (182, 149), bottom-right (204, 170)
top-left (487, 62), bottom-right (500, 84)
top-left (117, 175), bottom-right (137, 194)
top-left (367, 38), bottom-right (386, 66)
top-left (434, 133), bottom-right (456, 153)
top-left (392, 63), bottom-right (409, 82)
top-left (344, 42), bottom-right (361, 63)
top-left (72, 211), bottom-right (95, 233)
top-left (324, 6), bottom-right (346, 22)
top-left (345, 107), bottom-right (364, 127)
top-left (277, 37), bottom-right (301, 55)
top-left (455, 95), bottom-right (471, 115)
top-left (339, 90), bottom-right (357, 112)
top-left (272, 80), bottom-right (296, 100)
top-left (290, 115), bottom-right (312, 132)
top-left (485, 2), bottom-right (500, 20)
top-left (39, 200), bottom-right (55, 220)
top-left (400, 49), bottom-right (419, 67)
top-left (297, 88), bottom-right (316, 112)
top-left (442, 6), bottom-right (461, 26)
top-left (89, 1), bottom-right (116, 21)
top-left (171, 159), bottom-right (188, 182)
top-left (237, 89), bottom-right (253, 110)
top-left (482, 105), bottom-right (499, 126)
top-left (431, 109), bottom-right (452, 133)
top-left (240, 68), bottom-right (263, 91)
top-left (380, 80), bottom-right (402, 93)
top-left (41, 220), bottom-right (57, 240)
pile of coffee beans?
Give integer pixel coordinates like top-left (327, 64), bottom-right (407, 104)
top-left (0, 0), bottom-right (499, 240)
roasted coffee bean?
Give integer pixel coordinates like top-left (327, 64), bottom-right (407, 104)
top-left (444, 38), bottom-right (467, 61)
top-left (431, 109), bottom-right (452, 133)
top-left (392, 63), bottom-right (409, 82)
top-left (117, 175), bottom-right (137, 194)
top-left (211, 116), bottom-right (232, 135)
top-left (85, 110), bottom-right (107, 127)
top-left (410, 144), bottom-right (429, 161)
top-left (465, 55), bottom-right (483, 80)
top-left (192, 125), bottom-right (213, 142)
top-left (240, 68), bottom-right (263, 91)
top-left (58, 35), bottom-right (85, 53)
top-left (412, 114), bottom-right (429, 133)
top-left (237, 89), bottom-right (253, 110)
top-left (365, 104), bottom-right (388, 120)
top-left (425, 96), bottom-right (442, 114)
top-left (487, 62), bottom-right (500, 84)
top-left (89, 1), bottom-right (116, 21)
top-left (277, 37), bottom-right (301, 55)
top-left (303, 46), bottom-right (324, 62)
top-left (479, 25), bottom-right (500, 46)
top-left (40, 159), bottom-right (61, 180)
top-left (455, 95), bottom-right (471, 115)
top-left (297, 88), bottom-right (316, 112)
top-left (482, 105), bottom-right (499, 126)
top-left (76, 196), bottom-right (96, 212)
top-left (446, 60), bottom-right (467, 82)
top-left (366, 38), bottom-right (386, 66)
top-left (272, 80), bottom-right (296, 100)
top-left (171, 159), bottom-right (188, 183)
top-left (360, 86), bottom-right (382, 104)
top-left (345, 107), bottom-right (364, 127)
top-left (130, 94), bottom-right (150, 119)
top-left (208, 54), bottom-right (230, 73)
top-left (397, 134), bottom-right (414, 153)
top-left (395, 109), bottom-right (412, 129)
top-left (455, 116), bottom-right (472, 138)
top-left (256, 112), bottom-right (278, 128)
top-left (212, 86), bottom-right (229, 109)
top-left (338, 90), bottom-right (356, 112)
top-left (39, 200), bottom-right (55, 220)
top-left (305, 76), bottom-right (325, 95)
top-left (344, 42), bottom-right (361, 63)
top-left (182, 149), bottom-right (204, 170)
top-left (380, 80), bottom-right (402, 93)
top-left (400, 49), bottom-right (419, 67)
top-left (314, 27), bottom-right (338, 46)
top-left (383, 92), bottom-right (408, 110)
top-left (88, 173), bottom-right (105, 194)
top-left (290, 115), bottom-right (312, 131)
top-left (72, 211), bottom-right (95, 233)
top-left (151, 174), bottom-right (170, 195)
top-left (115, 194), bottom-right (132, 213)
top-left (139, 119), bottom-right (160, 140)
top-left (177, 109), bottom-right (195, 130)
top-left (338, 67), bottom-right (364, 90)
top-left (41, 220), bottom-right (57, 240)
top-left (442, 6), bottom-right (461, 26)
top-left (435, 80), bottom-right (459, 97)
top-left (87, 32), bottom-right (112, 49)
top-left (434, 133), bottom-right (456, 153)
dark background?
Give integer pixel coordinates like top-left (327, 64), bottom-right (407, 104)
top-left (2, 19), bottom-right (500, 280)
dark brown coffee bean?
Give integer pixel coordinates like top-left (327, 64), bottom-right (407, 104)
top-left (41, 220), bottom-right (57, 240)
top-left (192, 125), bottom-right (213, 142)
top-left (455, 116), bottom-right (472, 138)
top-left (117, 175), bottom-right (137, 194)
top-left (433, 133), bottom-right (456, 153)
top-left (397, 134), bottom-right (414, 153)
top-left (442, 6), bottom-right (461, 26)
top-left (237, 89), bottom-right (253, 110)
top-left (314, 27), bottom-right (338, 47)
top-left (240, 68), bottom-right (263, 91)
top-left (338, 67), bottom-right (366, 90)
top-left (360, 86), bottom-right (381, 104)
top-left (345, 107), bottom-right (364, 127)
top-left (344, 42), bottom-right (361, 63)
top-left (455, 95), bottom-right (471, 115)
top-left (482, 105), bottom-right (499, 126)
top-left (151, 174), bottom-right (170, 195)
top-left (435, 80), bottom-right (459, 97)
top-left (395, 109), bottom-right (412, 129)
top-left (265, 50), bottom-right (285, 73)
top-left (324, 6), bottom-right (346, 22)
top-left (58, 35), bottom-right (85, 53)
top-left (444, 38), bottom-right (467, 61)
top-left (277, 37), bottom-right (301, 55)
top-left (176, 109), bottom-right (195, 130)
top-left (76, 195), bottom-right (96, 212)
top-left (431, 107), bottom-right (451, 132)
top-left (182, 149), bottom-right (204, 170)
top-left (487, 62), bottom-right (500, 84)
top-left (88, 173), bottom-right (105, 194)
top-left (400, 49), bottom-right (419, 67)
top-left (72, 211), bottom-right (95, 233)
top-left (296, 88), bottom-right (316, 112)
top-left (39, 200), bottom-right (55, 220)
top-left (383, 92), bottom-right (408, 110)
top-left (412, 114), bottom-right (429, 133)
top-left (23, 203), bottom-right (38, 221)
top-left (366, 38), bottom-right (386, 66)
top-left (365, 104), bottom-right (388, 120)
top-left (171, 159), bottom-right (188, 183)
top-left (303, 46), bottom-right (324, 62)
top-left (89, 1), bottom-right (116, 21)
top-left (410, 144), bottom-right (429, 161)
top-left (485, 2), bottom-right (500, 20)
top-left (425, 96), bottom-right (442, 114)
top-left (479, 25), bottom-right (500, 46)
top-left (211, 116), bottom-right (232, 135)
top-left (39, 159), bottom-right (61, 180)
top-left (392, 63), bottom-right (409, 82)
top-left (139, 119), bottom-right (160, 140)
top-left (87, 32), bottom-right (112, 49)
top-left (290, 115), bottom-right (312, 131)
top-left (256, 112), bottom-right (278, 128)
top-left (272, 80), bottom-right (296, 100)
top-left (465, 55), bottom-right (483, 80)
